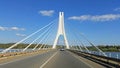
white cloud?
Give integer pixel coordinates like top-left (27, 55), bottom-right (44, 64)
top-left (16, 33), bottom-right (26, 37)
top-left (11, 27), bottom-right (25, 31)
top-left (114, 8), bottom-right (120, 11)
top-left (0, 26), bottom-right (25, 31)
top-left (68, 14), bottom-right (120, 22)
top-left (0, 26), bottom-right (7, 31)
top-left (39, 10), bottom-right (54, 16)
top-left (11, 27), bottom-right (19, 30)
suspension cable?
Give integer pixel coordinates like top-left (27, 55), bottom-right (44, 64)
top-left (22, 22), bottom-right (55, 51)
top-left (80, 33), bottom-right (107, 56)
top-left (1, 19), bottom-right (56, 53)
top-left (38, 23), bottom-right (55, 50)
top-left (33, 22), bottom-right (55, 50)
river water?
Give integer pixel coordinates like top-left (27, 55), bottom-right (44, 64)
top-left (88, 51), bottom-right (120, 59)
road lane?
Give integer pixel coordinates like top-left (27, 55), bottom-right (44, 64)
top-left (0, 50), bottom-right (104, 68)
top-left (0, 50), bottom-right (56, 68)
top-left (42, 50), bottom-right (91, 68)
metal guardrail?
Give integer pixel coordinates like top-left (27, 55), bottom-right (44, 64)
top-left (69, 50), bottom-right (120, 68)
top-left (84, 52), bottom-right (120, 62)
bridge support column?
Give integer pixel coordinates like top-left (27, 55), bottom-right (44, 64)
top-left (52, 12), bottom-right (69, 49)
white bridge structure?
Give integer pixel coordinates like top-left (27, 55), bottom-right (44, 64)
top-left (53, 12), bottom-right (69, 49)
top-left (1, 12), bottom-right (106, 56)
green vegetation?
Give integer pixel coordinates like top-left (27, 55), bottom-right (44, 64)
top-left (0, 43), bottom-right (120, 52)
top-left (73, 45), bottom-right (120, 52)
top-left (87, 45), bottom-right (120, 52)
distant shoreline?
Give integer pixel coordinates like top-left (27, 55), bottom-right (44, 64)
top-left (0, 43), bottom-right (120, 52)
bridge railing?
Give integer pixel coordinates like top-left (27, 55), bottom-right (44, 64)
top-left (69, 49), bottom-right (120, 68)
top-left (0, 49), bottom-right (51, 58)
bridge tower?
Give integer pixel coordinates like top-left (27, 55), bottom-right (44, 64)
top-left (52, 12), bottom-right (70, 49)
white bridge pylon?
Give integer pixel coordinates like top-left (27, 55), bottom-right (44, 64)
top-left (52, 12), bottom-right (70, 49)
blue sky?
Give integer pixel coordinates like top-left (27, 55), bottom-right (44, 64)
top-left (0, 0), bottom-right (120, 45)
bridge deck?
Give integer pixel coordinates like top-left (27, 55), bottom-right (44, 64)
top-left (0, 50), bottom-right (104, 68)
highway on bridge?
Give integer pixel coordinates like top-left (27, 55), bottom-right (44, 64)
top-left (0, 50), bottom-right (104, 68)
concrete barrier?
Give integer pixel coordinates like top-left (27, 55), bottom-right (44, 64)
top-left (0, 49), bottom-right (51, 59)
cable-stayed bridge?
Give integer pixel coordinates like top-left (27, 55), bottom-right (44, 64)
top-left (0, 12), bottom-right (120, 68)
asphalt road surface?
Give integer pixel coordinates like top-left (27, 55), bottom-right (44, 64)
top-left (0, 50), bottom-right (96, 68)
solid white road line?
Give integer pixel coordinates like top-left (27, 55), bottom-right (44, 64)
top-left (39, 51), bottom-right (58, 68)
